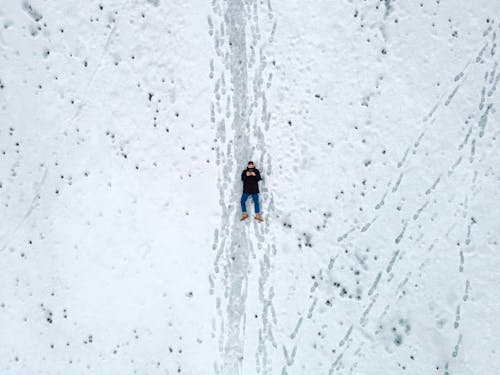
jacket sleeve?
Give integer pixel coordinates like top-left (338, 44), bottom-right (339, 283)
top-left (256, 169), bottom-right (262, 181)
top-left (241, 170), bottom-right (247, 181)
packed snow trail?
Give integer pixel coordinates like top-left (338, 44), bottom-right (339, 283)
top-left (209, 0), bottom-right (277, 374)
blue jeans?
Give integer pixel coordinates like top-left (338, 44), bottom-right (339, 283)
top-left (241, 193), bottom-right (260, 214)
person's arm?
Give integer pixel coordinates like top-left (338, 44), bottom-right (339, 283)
top-left (255, 169), bottom-right (262, 181)
top-left (241, 169), bottom-right (247, 181)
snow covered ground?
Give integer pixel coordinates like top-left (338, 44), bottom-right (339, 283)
top-left (1, 0), bottom-right (499, 374)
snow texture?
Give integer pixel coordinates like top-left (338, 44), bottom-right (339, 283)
top-left (1, 0), bottom-right (500, 374)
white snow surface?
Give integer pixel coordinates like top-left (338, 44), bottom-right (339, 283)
top-left (1, 0), bottom-right (500, 374)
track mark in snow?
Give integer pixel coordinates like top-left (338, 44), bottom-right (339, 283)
top-left (209, 1), bottom-right (277, 374)
top-left (324, 22), bottom-right (500, 371)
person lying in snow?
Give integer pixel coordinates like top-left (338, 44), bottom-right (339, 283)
top-left (240, 161), bottom-right (263, 222)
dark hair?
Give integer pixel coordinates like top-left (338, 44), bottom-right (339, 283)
top-left (247, 161), bottom-right (254, 165)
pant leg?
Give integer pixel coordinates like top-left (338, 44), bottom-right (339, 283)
top-left (251, 193), bottom-right (260, 213)
top-left (241, 193), bottom-right (249, 212)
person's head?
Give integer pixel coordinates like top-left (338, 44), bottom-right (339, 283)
top-left (247, 161), bottom-right (254, 169)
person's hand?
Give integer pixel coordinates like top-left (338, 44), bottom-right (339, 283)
top-left (246, 172), bottom-right (251, 176)
top-left (251, 172), bottom-right (256, 176)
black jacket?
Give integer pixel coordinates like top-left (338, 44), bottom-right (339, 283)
top-left (241, 168), bottom-right (262, 194)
